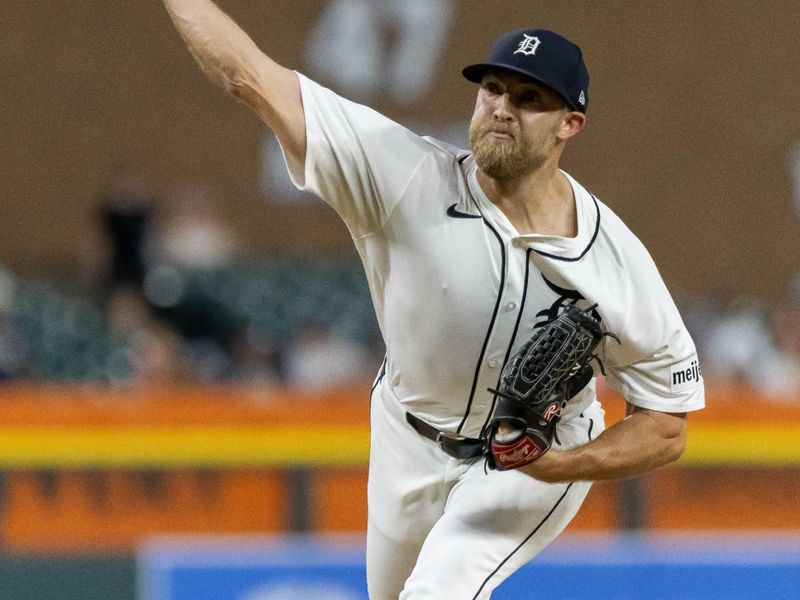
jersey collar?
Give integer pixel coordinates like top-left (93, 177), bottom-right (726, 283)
top-left (466, 165), bottom-right (600, 261)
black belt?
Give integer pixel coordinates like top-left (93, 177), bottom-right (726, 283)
top-left (405, 412), bottom-right (485, 460)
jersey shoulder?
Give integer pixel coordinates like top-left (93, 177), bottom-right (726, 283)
top-left (574, 183), bottom-right (654, 270)
top-left (420, 136), bottom-right (471, 164)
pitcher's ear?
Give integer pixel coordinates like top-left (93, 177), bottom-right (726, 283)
top-left (558, 111), bottom-right (586, 140)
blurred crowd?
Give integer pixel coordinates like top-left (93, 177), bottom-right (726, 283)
top-left (681, 288), bottom-right (800, 398)
top-left (1, 169), bottom-right (799, 399)
top-left (0, 168), bottom-right (382, 389)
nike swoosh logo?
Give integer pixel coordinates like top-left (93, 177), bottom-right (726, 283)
top-left (447, 204), bottom-right (481, 219)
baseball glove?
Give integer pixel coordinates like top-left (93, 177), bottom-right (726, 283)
top-left (483, 303), bottom-right (617, 471)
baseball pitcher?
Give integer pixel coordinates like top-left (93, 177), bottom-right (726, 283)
top-left (163, 2), bottom-right (705, 598)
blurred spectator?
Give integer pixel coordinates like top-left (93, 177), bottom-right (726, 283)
top-left (88, 175), bottom-right (248, 385)
top-left (764, 300), bottom-right (800, 396)
top-left (153, 184), bottom-right (238, 270)
top-left (85, 166), bottom-right (158, 294)
top-left (702, 297), bottom-right (772, 384)
top-left (106, 285), bottom-right (153, 339)
top-left (104, 285), bottom-right (185, 385)
top-left (143, 268), bottom-right (239, 381)
top-left (231, 322), bottom-right (286, 384)
top-left (284, 317), bottom-right (371, 388)
top-left (126, 320), bottom-right (187, 385)
top-left (0, 268), bottom-right (31, 380)
top-left (773, 299), bottom-right (800, 358)
top-left (701, 296), bottom-right (800, 397)
top-left (88, 183), bottom-right (192, 385)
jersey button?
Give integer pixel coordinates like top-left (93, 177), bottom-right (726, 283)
top-left (504, 302), bottom-right (517, 312)
top-left (488, 359), bottom-right (499, 368)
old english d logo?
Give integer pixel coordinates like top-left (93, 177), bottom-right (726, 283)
top-left (447, 204), bottom-right (481, 219)
top-left (514, 34), bottom-right (541, 56)
top-left (538, 275), bottom-right (602, 324)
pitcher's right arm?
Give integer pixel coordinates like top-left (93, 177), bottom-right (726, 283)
top-left (163, 0), bottom-right (305, 166)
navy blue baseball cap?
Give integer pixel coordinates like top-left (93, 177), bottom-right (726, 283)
top-left (463, 29), bottom-right (589, 113)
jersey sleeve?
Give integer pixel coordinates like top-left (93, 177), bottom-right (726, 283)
top-left (599, 236), bottom-right (705, 414)
top-left (281, 73), bottom-right (432, 237)
top-left (530, 195), bottom-right (706, 415)
top-left (603, 327), bottom-right (705, 414)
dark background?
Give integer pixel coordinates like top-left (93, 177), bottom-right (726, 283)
top-left (1, 4), bottom-right (799, 598)
top-left (2, 1), bottom-right (799, 301)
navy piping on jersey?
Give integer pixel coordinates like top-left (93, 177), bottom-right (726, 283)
top-left (480, 247), bottom-right (535, 434)
top-left (579, 412), bottom-right (595, 441)
top-left (533, 194), bottom-right (601, 262)
top-left (369, 356), bottom-right (387, 417)
top-left (371, 356), bottom-right (387, 396)
top-left (471, 482), bottom-right (575, 599)
top-left (471, 414), bottom-right (595, 598)
top-left (457, 218), bottom-right (506, 435)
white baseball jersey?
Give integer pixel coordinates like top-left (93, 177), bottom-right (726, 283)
top-left (283, 73), bottom-right (705, 599)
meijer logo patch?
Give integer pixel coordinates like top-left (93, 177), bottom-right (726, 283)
top-left (670, 358), bottom-right (702, 392)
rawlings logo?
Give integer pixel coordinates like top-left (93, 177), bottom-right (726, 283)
top-left (496, 437), bottom-right (541, 469)
top-left (500, 446), bottom-right (529, 464)
top-left (542, 401), bottom-right (560, 421)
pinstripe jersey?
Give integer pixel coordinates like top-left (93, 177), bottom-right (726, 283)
top-left (284, 73), bottom-right (705, 438)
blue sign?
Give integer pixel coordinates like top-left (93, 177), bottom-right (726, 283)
top-left (138, 533), bottom-right (800, 600)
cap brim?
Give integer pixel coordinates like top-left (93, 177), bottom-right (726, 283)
top-left (461, 62), bottom-right (577, 111)
top-left (462, 63), bottom-right (501, 83)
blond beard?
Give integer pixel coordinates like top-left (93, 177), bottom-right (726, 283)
top-left (469, 122), bottom-right (554, 181)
